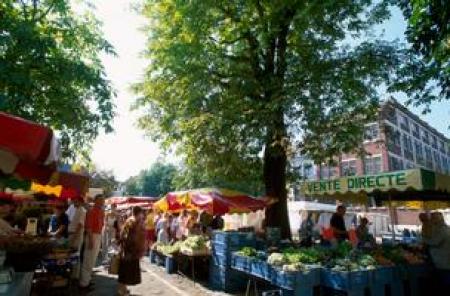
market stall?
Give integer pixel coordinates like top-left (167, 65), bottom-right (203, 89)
top-left (153, 188), bottom-right (269, 214)
top-left (149, 188), bottom-right (270, 286)
top-left (0, 112), bottom-right (86, 295)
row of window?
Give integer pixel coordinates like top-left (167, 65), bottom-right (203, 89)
top-left (340, 156), bottom-right (382, 177)
top-left (385, 125), bottom-right (450, 174)
top-left (384, 105), bottom-right (448, 155)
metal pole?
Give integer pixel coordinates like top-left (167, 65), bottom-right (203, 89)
top-left (388, 193), bottom-right (396, 243)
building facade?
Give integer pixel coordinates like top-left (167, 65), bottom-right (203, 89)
top-left (324, 98), bottom-right (450, 179)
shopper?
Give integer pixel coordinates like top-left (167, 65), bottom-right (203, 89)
top-left (299, 212), bottom-right (314, 247)
top-left (157, 220), bottom-right (170, 244)
top-left (422, 212), bottom-right (450, 291)
top-left (117, 206), bottom-right (146, 296)
top-left (48, 203), bottom-right (69, 238)
top-left (356, 217), bottom-right (375, 248)
top-left (67, 196), bottom-right (86, 279)
top-left (210, 214), bottom-right (224, 230)
top-left (144, 208), bottom-right (156, 248)
top-left (79, 195), bottom-right (105, 290)
top-left (169, 213), bottom-right (179, 241)
top-left (177, 210), bottom-right (189, 240)
top-left (330, 205), bottom-right (348, 242)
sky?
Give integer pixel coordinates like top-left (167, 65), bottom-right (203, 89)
top-left (89, 1), bottom-right (450, 182)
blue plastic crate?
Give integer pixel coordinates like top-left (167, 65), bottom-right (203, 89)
top-left (231, 253), bottom-right (252, 272)
top-left (321, 269), bottom-right (370, 296)
top-left (209, 265), bottom-right (248, 293)
top-left (273, 268), bottom-right (320, 291)
top-left (149, 250), bottom-right (156, 263)
top-left (250, 258), bottom-right (271, 280)
top-left (165, 256), bottom-right (176, 274)
top-left (212, 231), bottom-right (256, 247)
top-left (211, 253), bottom-right (230, 267)
top-left (369, 267), bottom-right (394, 296)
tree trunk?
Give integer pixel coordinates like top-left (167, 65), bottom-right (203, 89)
top-left (263, 115), bottom-right (291, 239)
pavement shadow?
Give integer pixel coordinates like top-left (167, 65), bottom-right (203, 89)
top-left (85, 273), bottom-right (118, 296)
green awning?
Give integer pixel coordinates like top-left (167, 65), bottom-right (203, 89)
top-left (300, 169), bottom-right (450, 201)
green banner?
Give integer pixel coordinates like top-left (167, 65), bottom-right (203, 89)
top-left (301, 169), bottom-right (424, 196)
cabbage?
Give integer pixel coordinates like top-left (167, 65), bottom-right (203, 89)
top-left (267, 253), bottom-right (287, 266)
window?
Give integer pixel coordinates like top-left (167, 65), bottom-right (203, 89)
top-left (400, 115), bottom-right (409, 132)
top-left (425, 147), bottom-right (433, 169)
top-left (402, 134), bottom-right (414, 161)
top-left (440, 141), bottom-right (446, 154)
top-left (320, 165), bottom-right (337, 180)
top-left (341, 160), bottom-right (357, 176)
top-left (386, 126), bottom-right (402, 155)
top-left (415, 141), bottom-right (424, 165)
top-left (405, 162), bottom-right (415, 169)
top-left (364, 156), bottom-right (382, 175)
top-left (364, 123), bottom-right (379, 141)
top-left (303, 163), bottom-right (316, 180)
top-left (434, 151), bottom-right (441, 172)
top-left (412, 123), bottom-right (420, 139)
top-left (389, 156), bottom-right (403, 171)
top-left (443, 157), bottom-right (449, 175)
top-left (384, 105), bottom-right (397, 125)
top-left (431, 135), bottom-right (438, 149)
top-left (422, 130), bottom-right (429, 144)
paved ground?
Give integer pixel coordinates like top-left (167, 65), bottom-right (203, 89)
top-left (85, 258), bottom-right (234, 296)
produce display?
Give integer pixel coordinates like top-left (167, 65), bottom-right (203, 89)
top-left (236, 241), bottom-right (426, 273)
top-left (155, 241), bottom-right (182, 256)
top-left (236, 247), bottom-right (258, 258)
top-left (178, 235), bottom-right (211, 255)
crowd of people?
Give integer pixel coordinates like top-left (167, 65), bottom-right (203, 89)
top-left (144, 208), bottom-right (224, 247)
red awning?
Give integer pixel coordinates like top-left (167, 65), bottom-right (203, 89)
top-left (106, 196), bottom-right (158, 205)
top-left (0, 112), bottom-right (53, 163)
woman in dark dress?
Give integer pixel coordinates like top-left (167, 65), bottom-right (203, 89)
top-left (117, 206), bottom-right (146, 296)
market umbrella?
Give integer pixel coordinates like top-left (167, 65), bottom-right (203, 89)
top-left (105, 196), bottom-right (158, 205)
top-left (30, 171), bottom-right (90, 199)
top-left (154, 188), bottom-right (268, 215)
top-left (116, 201), bottom-right (154, 211)
top-left (0, 112), bottom-right (59, 183)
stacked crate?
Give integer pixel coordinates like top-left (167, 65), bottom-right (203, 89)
top-left (209, 231), bottom-right (256, 293)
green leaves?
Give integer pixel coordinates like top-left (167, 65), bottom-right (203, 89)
top-left (135, 1), bottom-right (402, 206)
top-left (0, 0), bottom-right (115, 160)
top-left (394, 0), bottom-right (449, 107)
top-left (123, 162), bottom-right (178, 197)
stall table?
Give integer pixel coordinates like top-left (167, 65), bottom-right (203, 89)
top-left (177, 249), bottom-right (210, 285)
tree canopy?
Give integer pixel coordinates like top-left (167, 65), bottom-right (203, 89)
top-left (135, 0), bottom-right (407, 237)
top-left (0, 0), bottom-right (115, 159)
top-left (89, 169), bottom-right (118, 197)
top-left (395, 0), bottom-right (449, 109)
top-left (123, 162), bottom-right (178, 197)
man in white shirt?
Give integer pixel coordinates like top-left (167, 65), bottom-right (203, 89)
top-left (67, 196), bottom-right (86, 279)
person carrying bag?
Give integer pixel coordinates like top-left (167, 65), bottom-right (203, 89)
top-left (117, 206), bottom-right (146, 296)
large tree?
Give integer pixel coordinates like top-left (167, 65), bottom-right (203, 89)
top-left (90, 169), bottom-right (118, 197)
top-left (394, 0), bottom-right (449, 109)
top-left (135, 0), bottom-right (402, 237)
top-left (123, 162), bottom-right (178, 197)
top-left (0, 0), bottom-right (115, 159)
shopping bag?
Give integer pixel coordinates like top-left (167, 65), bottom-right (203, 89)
top-left (108, 254), bottom-right (120, 275)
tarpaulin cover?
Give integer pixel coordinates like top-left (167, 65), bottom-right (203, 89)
top-left (106, 196), bottom-right (158, 205)
top-left (0, 112), bottom-right (53, 163)
top-left (30, 172), bottom-right (90, 199)
top-left (153, 188), bottom-right (268, 215)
